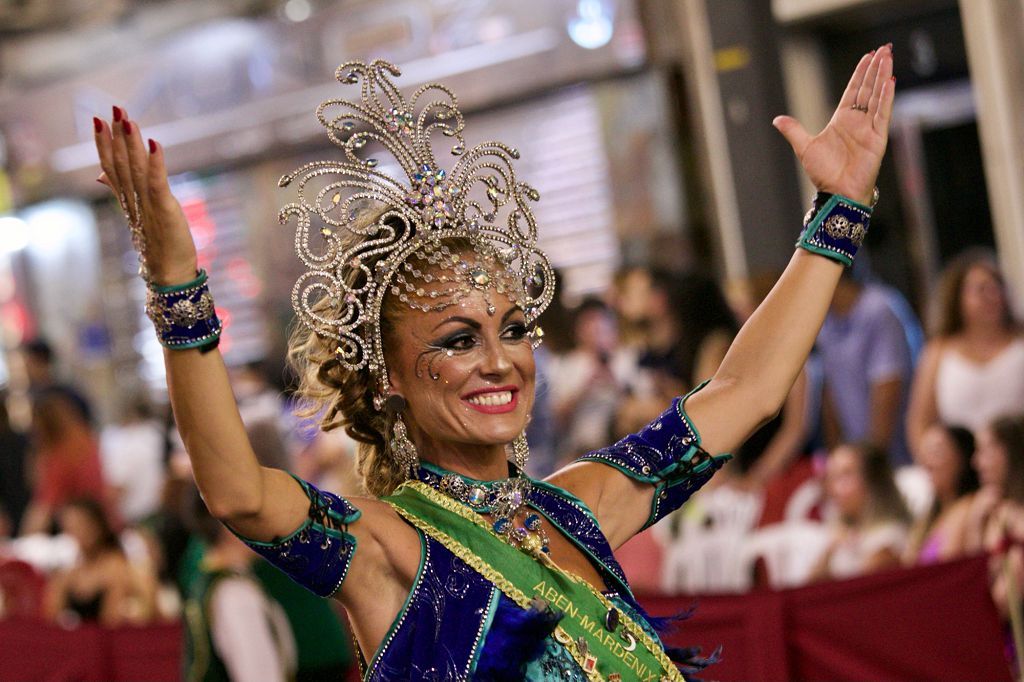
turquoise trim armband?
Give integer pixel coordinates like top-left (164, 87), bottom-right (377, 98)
top-left (150, 269), bottom-right (207, 294)
top-left (231, 474), bottom-right (361, 598)
top-left (577, 380), bottom-right (732, 529)
top-left (144, 269), bottom-right (223, 350)
top-left (796, 193), bottom-right (872, 266)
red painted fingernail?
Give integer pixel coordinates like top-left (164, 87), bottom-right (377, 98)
top-left (93, 117), bottom-right (103, 133)
top-left (148, 138), bottom-right (157, 154)
top-left (122, 120), bottom-right (132, 135)
top-left (112, 106), bottom-right (123, 122)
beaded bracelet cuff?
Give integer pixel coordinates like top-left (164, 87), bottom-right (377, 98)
top-left (145, 269), bottom-right (223, 350)
top-left (796, 193), bottom-right (872, 267)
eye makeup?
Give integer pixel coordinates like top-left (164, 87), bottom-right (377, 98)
top-left (413, 316), bottom-right (530, 381)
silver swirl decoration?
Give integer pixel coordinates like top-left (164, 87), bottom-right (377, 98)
top-left (278, 59), bottom-right (554, 394)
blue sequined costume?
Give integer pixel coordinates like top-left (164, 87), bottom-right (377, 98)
top-left (240, 397), bottom-right (727, 680)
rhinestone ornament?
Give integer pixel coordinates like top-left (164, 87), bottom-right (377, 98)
top-left (279, 59), bottom-right (555, 406)
top-left (437, 473), bottom-right (550, 559)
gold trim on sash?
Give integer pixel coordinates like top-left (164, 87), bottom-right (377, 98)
top-left (385, 481), bottom-right (685, 682)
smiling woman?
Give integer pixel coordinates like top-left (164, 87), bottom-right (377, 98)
top-left (288, 224), bottom-right (540, 497)
top-left (94, 48), bottom-right (895, 680)
top-left (386, 293), bottom-right (536, 469)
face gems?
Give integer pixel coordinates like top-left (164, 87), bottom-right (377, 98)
top-left (390, 240), bottom-right (526, 318)
top-left (470, 267), bottom-right (491, 286)
top-left (529, 325), bottom-right (545, 349)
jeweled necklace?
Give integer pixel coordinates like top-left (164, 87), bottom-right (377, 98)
top-left (418, 465), bottom-right (551, 559)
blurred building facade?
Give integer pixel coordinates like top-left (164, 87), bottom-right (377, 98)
top-left (647, 0), bottom-right (1024, 312)
top-left (0, 0), bottom-right (1021, 419)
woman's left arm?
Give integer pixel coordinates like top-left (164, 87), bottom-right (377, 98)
top-left (687, 45), bottom-right (894, 455)
top-left (554, 46), bottom-right (894, 547)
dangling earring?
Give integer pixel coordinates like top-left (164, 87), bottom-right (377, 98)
top-left (510, 432), bottom-right (530, 472)
top-left (386, 394), bottom-right (418, 478)
top-left (390, 416), bottom-right (419, 478)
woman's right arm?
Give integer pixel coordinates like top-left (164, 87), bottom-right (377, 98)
top-left (94, 110), bottom-right (307, 540)
top-left (94, 112), bottom-right (421, 651)
top-left (905, 339), bottom-right (943, 463)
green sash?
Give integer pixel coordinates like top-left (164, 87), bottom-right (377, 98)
top-left (384, 481), bottom-right (685, 682)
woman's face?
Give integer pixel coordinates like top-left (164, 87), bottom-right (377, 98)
top-left (973, 426), bottom-right (1008, 492)
top-left (826, 446), bottom-right (867, 521)
top-left (386, 286), bottom-right (535, 455)
top-left (920, 426), bottom-right (963, 498)
top-left (959, 265), bottom-right (1006, 328)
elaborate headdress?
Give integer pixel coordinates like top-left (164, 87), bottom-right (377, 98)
top-left (279, 60), bottom-right (554, 408)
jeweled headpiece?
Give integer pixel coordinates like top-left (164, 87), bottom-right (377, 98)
top-left (279, 60), bottom-right (554, 408)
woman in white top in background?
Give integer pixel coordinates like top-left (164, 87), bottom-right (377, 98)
top-left (811, 442), bottom-right (911, 581)
top-left (906, 250), bottom-right (1024, 458)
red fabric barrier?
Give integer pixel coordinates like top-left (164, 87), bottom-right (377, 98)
top-left (0, 558), bottom-right (1008, 681)
top-left (643, 556), bottom-right (1011, 681)
top-left (0, 619), bottom-right (181, 682)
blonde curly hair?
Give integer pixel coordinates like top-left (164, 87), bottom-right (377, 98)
top-left (286, 208), bottom-right (412, 497)
top-left (287, 302), bottom-right (409, 497)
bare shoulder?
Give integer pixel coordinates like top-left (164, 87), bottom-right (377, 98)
top-left (336, 493), bottom-right (423, 658)
top-left (351, 495), bottom-right (418, 539)
top-left (920, 338), bottom-right (949, 364)
top-left (940, 497), bottom-right (973, 539)
top-left (908, 339), bottom-right (948, 388)
top-left (945, 496), bottom-right (973, 522)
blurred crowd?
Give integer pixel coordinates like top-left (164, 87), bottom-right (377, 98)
top-left (534, 248), bottom-right (1024, 613)
top-left (0, 350), bottom-right (355, 680)
top-left (1, 247), bottom-right (1023, 679)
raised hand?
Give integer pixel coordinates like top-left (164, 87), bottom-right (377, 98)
top-left (773, 44), bottom-right (895, 206)
top-left (94, 107), bottom-right (198, 286)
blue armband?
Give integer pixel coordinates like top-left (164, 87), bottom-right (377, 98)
top-left (234, 476), bottom-right (361, 597)
top-left (796, 192), bottom-right (873, 266)
top-left (577, 381), bottom-right (731, 529)
top-left (145, 270), bottom-right (223, 350)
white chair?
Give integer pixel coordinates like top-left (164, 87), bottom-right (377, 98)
top-left (784, 477), bottom-right (824, 522)
top-left (744, 521), bottom-right (831, 589)
top-left (655, 485), bottom-right (763, 594)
